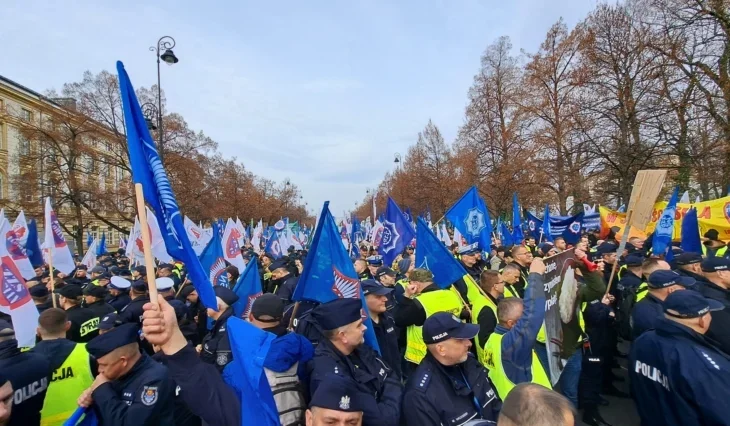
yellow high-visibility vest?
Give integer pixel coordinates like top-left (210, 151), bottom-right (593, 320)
top-left (41, 343), bottom-right (94, 426)
top-left (471, 294), bottom-right (498, 367)
top-left (484, 331), bottom-right (551, 400)
top-left (404, 289), bottom-right (462, 364)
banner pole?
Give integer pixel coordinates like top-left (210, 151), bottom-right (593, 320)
top-left (605, 210), bottom-right (634, 295)
top-left (48, 250), bottom-right (56, 308)
top-left (134, 184), bottom-right (159, 305)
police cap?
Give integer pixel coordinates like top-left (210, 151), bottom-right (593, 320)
top-left (90, 266), bottom-right (107, 274)
top-left (366, 255), bottom-right (383, 266)
top-left (269, 258), bottom-right (289, 272)
top-left (375, 266), bottom-right (396, 280)
top-left (623, 253), bottom-right (644, 267)
top-left (155, 277), bottom-right (175, 291)
top-left (99, 313), bottom-right (120, 331)
top-left (422, 312), bottom-right (479, 344)
top-left (647, 270), bottom-right (695, 289)
top-left (701, 256), bottom-right (730, 273)
top-left (250, 294), bottom-right (284, 323)
top-left (596, 242), bottom-right (618, 256)
top-left (109, 276), bottom-right (131, 290)
top-left (83, 285), bottom-right (109, 298)
top-left (362, 279), bottom-right (393, 297)
top-left (86, 323), bottom-right (139, 359)
top-left (309, 374), bottom-right (365, 412)
top-left (312, 298), bottom-right (362, 331)
top-left (54, 285), bottom-right (83, 299)
top-left (214, 286), bottom-right (239, 306)
top-left (179, 284), bottom-right (197, 298)
top-left (663, 290), bottom-right (724, 319)
top-left (29, 285), bottom-right (49, 298)
top-left (458, 243), bottom-right (480, 256)
top-left (672, 252), bottom-right (702, 267)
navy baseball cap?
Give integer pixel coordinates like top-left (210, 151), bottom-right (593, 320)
top-left (214, 286), bottom-right (239, 306)
top-left (596, 242), bottom-right (618, 256)
top-left (647, 270), bottom-right (696, 289)
top-left (99, 313), bottom-right (120, 331)
top-left (309, 374), bottom-right (365, 412)
top-left (54, 285), bottom-right (83, 298)
top-left (701, 257), bottom-right (730, 273)
top-left (29, 285), bottom-right (49, 298)
top-left (83, 285), bottom-right (108, 298)
top-left (422, 312), bottom-right (478, 344)
top-left (663, 291), bottom-right (724, 319)
top-left (312, 298), bottom-right (362, 331)
top-left (623, 253), bottom-right (644, 267)
top-left (362, 279), bottom-right (393, 297)
top-left (538, 243), bottom-right (554, 254)
top-left (375, 266), bottom-right (396, 280)
top-left (86, 323), bottom-right (140, 358)
top-left (673, 252), bottom-right (702, 267)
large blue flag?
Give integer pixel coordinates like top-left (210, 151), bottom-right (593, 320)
top-left (224, 317), bottom-right (280, 426)
top-left (415, 217), bottom-right (465, 288)
top-left (444, 186), bottom-right (493, 252)
top-left (117, 61), bottom-right (216, 309)
top-left (265, 231), bottom-right (283, 260)
top-left (541, 205), bottom-right (553, 243)
top-left (561, 212), bottom-right (584, 245)
top-left (500, 222), bottom-right (514, 247)
top-left (199, 221), bottom-right (229, 288)
top-left (232, 259), bottom-right (262, 318)
top-left (63, 406), bottom-right (98, 426)
top-left (653, 187), bottom-right (679, 259)
top-left (512, 192), bottom-right (524, 244)
top-left (96, 232), bottom-right (106, 256)
top-left (378, 197), bottom-right (416, 267)
top-left (525, 211), bottom-right (543, 241)
top-left (293, 202), bottom-right (380, 353)
top-left (680, 207), bottom-right (702, 254)
top-left (26, 219), bottom-right (43, 266)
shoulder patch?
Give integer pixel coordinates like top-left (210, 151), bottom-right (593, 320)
top-left (414, 370), bottom-right (432, 392)
top-left (141, 386), bottom-right (158, 406)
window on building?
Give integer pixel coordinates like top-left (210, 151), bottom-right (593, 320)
top-left (19, 135), bottom-right (30, 155)
top-left (21, 108), bottom-right (32, 122)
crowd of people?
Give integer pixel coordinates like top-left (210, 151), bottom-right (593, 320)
top-left (0, 226), bottom-right (729, 426)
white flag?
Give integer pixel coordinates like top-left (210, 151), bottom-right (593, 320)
top-left (146, 207), bottom-right (173, 263)
top-left (370, 220), bottom-right (384, 247)
top-left (42, 197), bottom-right (75, 274)
top-left (222, 218), bottom-right (246, 272)
top-left (82, 238), bottom-right (99, 270)
top-left (453, 227), bottom-right (464, 248)
top-left (12, 210), bottom-right (29, 248)
top-left (235, 217), bottom-right (246, 246)
top-left (440, 223), bottom-right (452, 246)
top-left (1, 219), bottom-right (35, 280)
top-left (680, 191), bottom-right (690, 204)
top-left (184, 216), bottom-right (210, 256)
top-left (252, 220), bottom-right (263, 254)
top-left (126, 217), bottom-right (139, 260)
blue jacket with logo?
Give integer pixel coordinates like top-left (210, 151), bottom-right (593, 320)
top-left (0, 339), bottom-right (50, 426)
top-left (629, 318), bottom-right (730, 426)
top-left (403, 352), bottom-right (501, 426)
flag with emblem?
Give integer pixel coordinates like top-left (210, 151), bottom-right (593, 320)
top-left (199, 221), bottom-right (229, 288)
top-left (525, 211), bottom-right (544, 241)
top-left (512, 192), bottom-right (524, 244)
top-left (680, 207), bottom-right (702, 254)
top-left (559, 212), bottom-right (584, 245)
top-left (117, 61), bottom-right (216, 310)
top-left (184, 216), bottom-right (210, 256)
top-left (293, 202), bottom-right (380, 353)
top-left (499, 221), bottom-right (514, 247)
top-left (0, 219), bottom-right (35, 280)
top-left (264, 230), bottom-right (283, 260)
top-left (232, 258), bottom-right (262, 318)
top-left (0, 225), bottom-right (40, 347)
top-left (222, 218), bottom-right (246, 273)
top-left (377, 197), bottom-right (416, 267)
top-left (444, 186), bottom-right (492, 253)
top-left (118, 236), bottom-right (127, 251)
top-left (26, 219), bottom-right (43, 267)
top-left (42, 197), bottom-right (76, 274)
top-left (11, 211), bottom-right (29, 248)
top-left (652, 186), bottom-right (679, 261)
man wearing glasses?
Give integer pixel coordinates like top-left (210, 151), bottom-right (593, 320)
top-left (472, 270), bottom-right (506, 367)
top-left (509, 246), bottom-right (533, 297)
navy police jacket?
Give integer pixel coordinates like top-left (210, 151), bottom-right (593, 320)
top-left (92, 354), bottom-right (175, 425)
top-left (629, 318), bottom-right (730, 426)
top-left (630, 293), bottom-right (664, 340)
top-left (0, 339), bottom-right (50, 426)
top-left (402, 352), bottom-right (501, 426)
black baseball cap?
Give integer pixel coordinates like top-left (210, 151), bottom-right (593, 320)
top-left (375, 266), bottom-right (396, 280)
top-left (362, 279), bottom-right (393, 296)
top-left (83, 285), bottom-right (109, 298)
top-left (99, 313), bottom-right (120, 331)
top-left (647, 270), bottom-right (695, 289)
top-left (672, 252), bottom-right (702, 267)
top-left (422, 312), bottom-right (478, 344)
top-left (250, 294), bottom-right (284, 323)
top-left (701, 257), bottom-right (730, 273)
top-left (29, 285), bottom-right (49, 298)
top-left (54, 285), bottom-right (83, 298)
top-left (663, 291), bottom-right (724, 319)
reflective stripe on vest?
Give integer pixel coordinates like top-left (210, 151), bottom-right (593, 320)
top-left (636, 283), bottom-right (649, 302)
top-left (484, 332), bottom-right (551, 400)
top-left (404, 289), bottom-right (462, 364)
top-left (702, 245), bottom-right (728, 257)
top-left (471, 294), bottom-right (498, 367)
top-left (41, 343), bottom-right (94, 426)
top-left (504, 285), bottom-right (520, 299)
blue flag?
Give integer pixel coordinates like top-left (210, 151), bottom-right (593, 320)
top-left (444, 186), bottom-right (493, 252)
top-left (525, 211), bottom-right (543, 241)
top-left (86, 231), bottom-right (93, 249)
top-left (199, 221), bottom-right (229, 288)
top-left (415, 217), bottom-right (466, 288)
top-left (117, 61), bottom-right (216, 309)
top-left (293, 202), bottom-right (380, 353)
top-left (224, 317), bottom-right (280, 426)
top-left (26, 219), bottom-right (43, 267)
top-left (378, 197), bottom-right (416, 267)
top-left (561, 212), bottom-right (584, 245)
top-left (265, 231), bottom-right (283, 260)
top-left (97, 233), bottom-right (106, 256)
top-left (63, 406), bottom-right (98, 426)
top-left (512, 193), bottom-right (524, 244)
top-left (653, 187), bottom-right (679, 258)
top-left (404, 207), bottom-right (414, 225)
top-left (541, 205), bottom-right (553, 243)
top-left (232, 259), bottom-right (262, 318)
top-left (681, 207), bottom-right (702, 254)
top-left (500, 222), bottom-right (514, 246)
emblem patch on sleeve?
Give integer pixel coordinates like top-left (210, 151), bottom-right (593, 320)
top-left (141, 386), bottom-right (158, 406)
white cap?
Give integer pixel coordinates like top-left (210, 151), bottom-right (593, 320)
top-left (156, 277), bottom-right (175, 291)
top-left (109, 276), bottom-right (131, 290)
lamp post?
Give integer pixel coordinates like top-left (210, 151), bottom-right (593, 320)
top-left (141, 103), bottom-right (159, 132)
top-left (149, 36), bottom-right (179, 163)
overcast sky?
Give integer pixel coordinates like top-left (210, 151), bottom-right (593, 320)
top-left (2, 0), bottom-right (598, 218)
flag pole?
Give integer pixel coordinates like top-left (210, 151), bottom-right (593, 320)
top-left (605, 210), bottom-right (634, 296)
top-left (48, 250), bottom-right (56, 308)
top-left (134, 184), bottom-right (159, 304)
top-left (287, 302), bottom-right (300, 331)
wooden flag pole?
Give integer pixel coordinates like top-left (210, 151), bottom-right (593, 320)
top-left (48, 250), bottom-right (57, 308)
top-left (605, 209), bottom-right (634, 295)
top-left (134, 184), bottom-right (159, 305)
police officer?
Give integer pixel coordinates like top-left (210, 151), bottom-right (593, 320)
top-left (119, 279), bottom-right (150, 327)
top-left (630, 270), bottom-right (693, 340)
top-left (83, 285), bottom-right (115, 318)
top-left (107, 276), bottom-right (132, 312)
top-left (0, 320), bottom-right (50, 426)
top-left (77, 323), bottom-right (174, 425)
top-left (629, 290), bottom-right (730, 425)
top-left (98, 313), bottom-right (121, 335)
top-left (157, 263), bottom-right (180, 289)
top-left (354, 259), bottom-right (371, 280)
top-left (363, 280), bottom-right (401, 380)
top-left (32, 308), bottom-right (94, 425)
top-left (308, 298), bottom-right (403, 426)
top-left (200, 286), bottom-right (238, 372)
top-left (306, 374), bottom-right (367, 426)
top-left (672, 252), bottom-right (708, 286)
top-left (394, 268), bottom-right (463, 371)
top-left (270, 258), bottom-right (299, 303)
top-left (55, 285), bottom-right (100, 342)
top-left (0, 373), bottom-right (12, 424)
top-left (366, 255), bottom-right (383, 279)
top-left (179, 284), bottom-right (207, 344)
top-left (374, 266), bottom-right (398, 311)
top-left (472, 270), bottom-right (503, 366)
top-left (697, 256), bottom-right (730, 354)
top-left (615, 253), bottom-right (644, 294)
top-left (30, 285), bottom-right (53, 314)
top-left (402, 312), bottom-right (501, 425)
